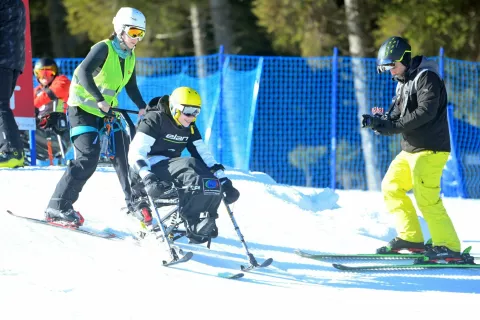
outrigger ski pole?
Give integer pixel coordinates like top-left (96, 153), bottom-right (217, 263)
top-left (223, 198), bottom-right (273, 271)
top-left (147, 193), bottom-right (193, 266)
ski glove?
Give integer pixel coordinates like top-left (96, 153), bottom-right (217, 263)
top-left (220, 178), bottom-right (240, 205)
top-left (143, 173), bottom-right (175, 200)
top-left (361, 114), bottom-right (396, 134)
top-left (38, 112), bottom-right (68, 135)
top-left (362, 114), bottom-right (383, 128)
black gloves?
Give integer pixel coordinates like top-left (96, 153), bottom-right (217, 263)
top-left (361, 114), bottom-right (395, 134)
top-left (220, 177), bottom-right (240, 204)
top-left (143, 173), bottom-right (176, 200)
top-left (209, 164), bottom-right (240, 204)
top-left (362, 114), bottom-right (382, 128)
top-left (38, 112), bottom-right (68, 134)
top-left (43, 87), bottom-right (58, 101)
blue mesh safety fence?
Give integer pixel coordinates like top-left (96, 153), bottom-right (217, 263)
top-left (32, 53), bottom-right (480, 198)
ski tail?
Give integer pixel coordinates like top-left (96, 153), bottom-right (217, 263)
top-left (6, 210), bottom-right (116, 239)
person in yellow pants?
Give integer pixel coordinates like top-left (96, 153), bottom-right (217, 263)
top-left (362, 36), bottom-right (463, 263)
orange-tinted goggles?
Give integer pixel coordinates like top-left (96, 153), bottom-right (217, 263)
top-left (125, 26), bottom-right (145, 40)
top-left (35, 69), bottom-right (56, 78)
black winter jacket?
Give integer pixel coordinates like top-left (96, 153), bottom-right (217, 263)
top-left (128, 97), bottom-right (221, 172)
top-left (0, 0), bottom-right (26, 72)
top-left (385, 55), bottom-right (450, 153)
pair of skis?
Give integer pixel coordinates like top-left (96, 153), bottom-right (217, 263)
top-left (6, 207), bottom-right (273, 279)
top-left (294, 248), bottom-right (480, 271)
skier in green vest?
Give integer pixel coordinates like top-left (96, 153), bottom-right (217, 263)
top-left (44, 7), bottom-right (148, 226)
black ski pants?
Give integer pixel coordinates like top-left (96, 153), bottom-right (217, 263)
top-left (131, 157), bottom-right (222, 224)
top-left (47, 106), bottom-right (133, 211)
top-left (0, 68), bottom-right (23, 153)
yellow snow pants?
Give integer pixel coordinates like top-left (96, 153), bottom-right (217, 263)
top-left (381, 150), bottom-right (460, 252)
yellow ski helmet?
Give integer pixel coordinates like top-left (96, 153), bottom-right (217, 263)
top-left (169, 87), bottom-right (201, 125)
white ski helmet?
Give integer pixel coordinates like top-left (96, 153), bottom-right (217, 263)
top-left (112, 7), bottom-right (146, 35)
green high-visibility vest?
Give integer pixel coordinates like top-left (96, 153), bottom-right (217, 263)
top-left (68, 39), bottom-right (136, 118)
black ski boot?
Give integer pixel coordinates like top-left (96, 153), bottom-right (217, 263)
top-left (45, 207), bottom-right (85, 226)
top-left (376, 237), bottom-right (425, 254)
top-left (419, 246), bottom-right (467, 264)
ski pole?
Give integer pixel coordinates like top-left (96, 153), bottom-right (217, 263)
top-left (223, 198), bottom-right (259, 267)
top-left (46, 136), bottom-right (54, 166)
top-left (56, 134), bottom-right (65, 163)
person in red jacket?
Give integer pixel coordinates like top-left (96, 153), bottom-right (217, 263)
top-left (34, 58), bottom-right (70, 116)
top-left (32, 58), bottom-right (71, 163)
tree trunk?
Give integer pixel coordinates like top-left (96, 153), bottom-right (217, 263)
top-left (208, 0), bottom-right (234, 53)
top-left (47, 0), bottom-right (75, 57)
top-left (190, 2), bottom-right (209, 129)
top-left (191, 3), bottom-right (206, 58)
top-left (190, 3), bottom-right (207, 78)
top-left (344, 0), bottom-right (382, 191)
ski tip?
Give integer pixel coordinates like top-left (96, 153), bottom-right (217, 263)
top-left (332, 263), bottom-right (353, 271)
top-left (332, 263), bottom-right (343, 269)
top-left (240, 257), bottom-right (274, 271)
top-left (218, 272), bottom-right (244, 279)
top-left (261, 258), bottom-right (273, 267)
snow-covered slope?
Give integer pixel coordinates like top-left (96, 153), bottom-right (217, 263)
top-left (1, 167), bottom-right (479, 320)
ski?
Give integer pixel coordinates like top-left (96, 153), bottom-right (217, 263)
top-left (333, 246), bottom-right (479, 271)
top-left (218, 272), bottom-right (245, 279)
top-left (162, 251), bottom-right (193, 267)
top-left (295, 249), bottom-right (423, 261)
top-left (332, 262), bottom-right (480, 272)
top-left (241, 257), bottom-right (273, 272)
top-left (6, 210), bottom-right (116, 239)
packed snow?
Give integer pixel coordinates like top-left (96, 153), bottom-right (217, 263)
top-left (1, 166), bottom-right (479, 320)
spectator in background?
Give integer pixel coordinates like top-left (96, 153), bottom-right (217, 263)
top-left (0, 0), bottom-right (26, 168)
top-left (34, 58), bottom-right (70, 116)
top-left (32, 58), bottom-right (71, 162)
